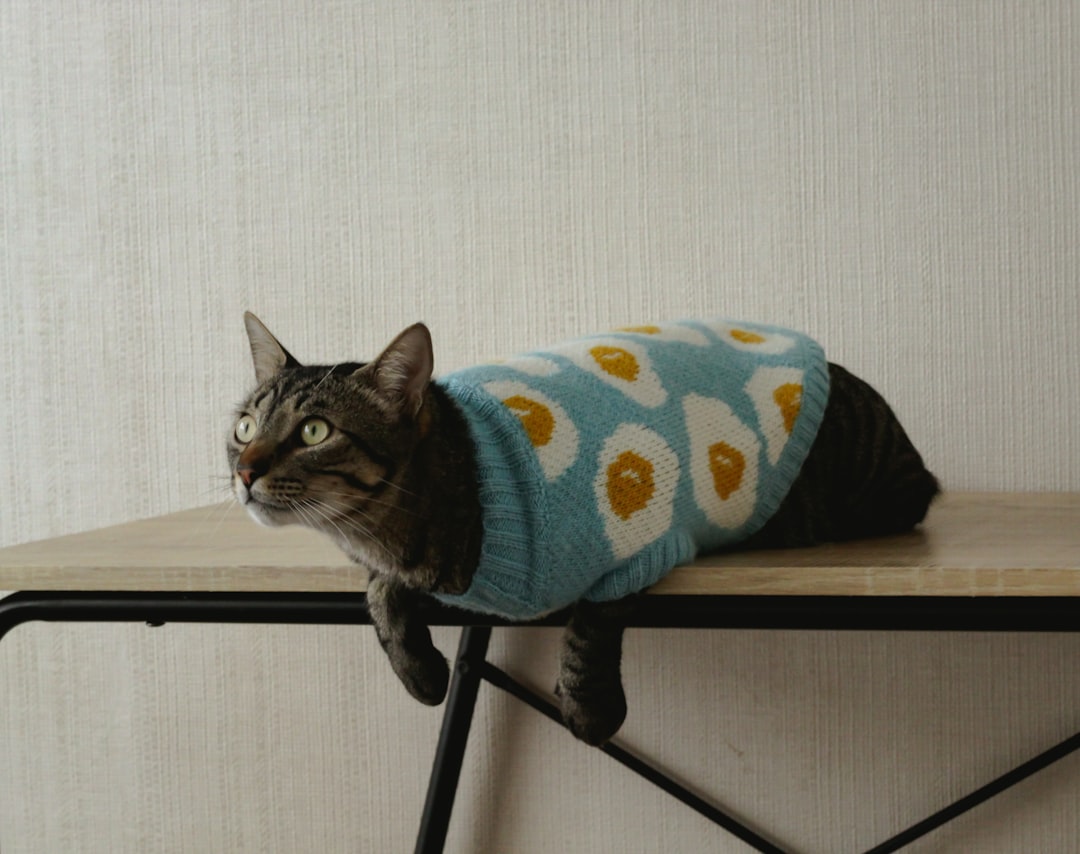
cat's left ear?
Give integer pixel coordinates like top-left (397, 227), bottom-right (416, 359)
top-left (369, 323), bottom-right (433, 420)
top-left (244, 312), bottom-right (302, 383)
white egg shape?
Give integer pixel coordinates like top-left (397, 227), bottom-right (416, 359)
top-left (503, 355), bottom-right (563, 377)
top-left (549, 337), bottom-right (666, 408)
top-left (593, 424), bottom-right (680, 560)
top-left (682, 393), bottom-right (761, 530)
top-left (703, 321), bottom-right (797, 355)
top-left (604, 321), bottom-right (711, 348)
top-left (745, 366), bottom-right (805, 465)
top-left (483, 380), bottom-right (579, 481)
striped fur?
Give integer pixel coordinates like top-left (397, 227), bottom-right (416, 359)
top-left (229, 316), bottom-right (938, 744)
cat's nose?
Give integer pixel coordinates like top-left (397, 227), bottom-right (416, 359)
top-left (236, 444), bottom-right (272, 487)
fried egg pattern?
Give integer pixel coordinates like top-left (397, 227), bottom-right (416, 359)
top-left (682, 393), bottom-right (761, 529)
top-left (703, 320), bottom-right (798, 355)
top-left (551, 336), bottom-right (667, 408)
top-left (436, 316), bottom-right (830, 620)
top-left (594, 425), bottom-right (679, 560)
top-left (501, 355), bottom-right (562, 377)
top-left (745, 366), bottom-right (805, 465)
top-left (482, 379), bottom-right (579, 481)
top-left (605, 321), bottom-right (712, 348)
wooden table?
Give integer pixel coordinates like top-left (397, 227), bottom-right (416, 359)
top-left (2, 492), bottom-right (1079, 854)
top-left (3, 492), bottom-right (1078, 596)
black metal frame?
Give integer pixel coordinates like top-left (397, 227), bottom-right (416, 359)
top-left (3, 590), bottom-right (1080, 853)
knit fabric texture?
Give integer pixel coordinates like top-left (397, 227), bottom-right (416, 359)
top-left (433, 319), bottom-right (831, 620)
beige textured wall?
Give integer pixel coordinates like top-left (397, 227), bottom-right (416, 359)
top-left (2, 2), bottom-right (1079, 851)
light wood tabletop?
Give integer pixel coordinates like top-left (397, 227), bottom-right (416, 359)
top-left (0, 493), bottom-right (1077, 597)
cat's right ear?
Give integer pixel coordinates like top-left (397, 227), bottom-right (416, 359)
top-left (244, 312), bottom-right (301, 383)
top-left (368, 322), bottom-right (434, 420)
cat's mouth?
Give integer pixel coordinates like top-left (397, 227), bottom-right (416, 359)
top-left (234, 476), bottom-right (295, 528)
top-left (240, 496), bottom-right (295, 528)
top-left (234, 472), bottom-right (363, 538)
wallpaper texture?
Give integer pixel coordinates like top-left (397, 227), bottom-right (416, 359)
top-left (2, 2), bottom-right (1079, 851)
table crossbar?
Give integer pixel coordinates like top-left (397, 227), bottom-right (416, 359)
top-left (2, 589), bottom-right (1080, 853)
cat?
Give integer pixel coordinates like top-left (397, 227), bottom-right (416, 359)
top-left (228, 312), bottom-right (939, 745)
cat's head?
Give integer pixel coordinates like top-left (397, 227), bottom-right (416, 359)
top-left (227, 312), bottom-right (434, 537)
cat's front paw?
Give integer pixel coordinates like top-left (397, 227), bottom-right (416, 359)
top-left (555, 679), bottom-right (627, 746)
top-left (393, 649), bottom-right (450, 706)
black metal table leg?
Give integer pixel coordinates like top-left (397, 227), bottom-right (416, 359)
top-left (6, 591), bottom-right (1080, 851)
top-left (414, 626), bottom-right (493, 854)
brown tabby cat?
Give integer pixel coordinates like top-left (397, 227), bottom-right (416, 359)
top-left (228, 313), bottom-right (939, 745)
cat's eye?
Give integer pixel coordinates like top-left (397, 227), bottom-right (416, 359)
top-left (234, 416), bottom-right (256, 444)
top-left (300, 418), bottom-right (331, 446)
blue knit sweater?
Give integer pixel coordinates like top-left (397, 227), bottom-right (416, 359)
top-left (433, 319), bottom-right (830, 619)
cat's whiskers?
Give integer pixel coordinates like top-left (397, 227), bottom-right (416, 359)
top-left (314, 489), bottom-right (423, 519)
top-left (299, 493), bottom-right (358, 518)
top-left (311, 364), bottom-right (341, 393)
top-left (307, 496), bottom-right (393, 536)
top-left (309, 494), bottom-right (385, 531)
top-left (376, 477), bottom-right (419, 500)
top-left (290, 500), bottom-right (326, 537)
top-left (318, 496), bottom-right (399, 533)
top-left (299, 499), bottom-right (353, 544)
top-left (294, 500), bottom-right (354, 551)
top-left (185, 496), bottom-right (238, 547)
top-left (298, 497), bottom-right (399, 561)
top-left (196, 478), bottom-right (237, 501)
